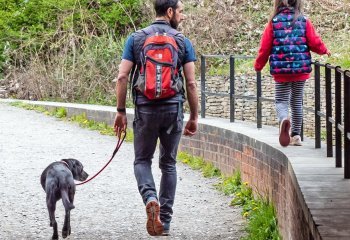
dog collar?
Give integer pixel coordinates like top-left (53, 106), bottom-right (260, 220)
top-left (60, 160), bottom-right (69, 168)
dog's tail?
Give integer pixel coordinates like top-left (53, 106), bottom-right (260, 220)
top-left (61, 188), bottom-right (75, 211)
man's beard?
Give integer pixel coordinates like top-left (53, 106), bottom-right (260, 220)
top-left (170, 15), bottom-right (179, 29)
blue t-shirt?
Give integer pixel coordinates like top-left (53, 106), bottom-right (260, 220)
top-left (121, 35), bottom-right (197, 64)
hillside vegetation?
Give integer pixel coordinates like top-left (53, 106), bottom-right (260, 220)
top-left (181, 0), bottom-right (350, 73)
top-left (0, 0), bottom-right (349, 103)
top-left (0, 0), bottom-right (150, 103)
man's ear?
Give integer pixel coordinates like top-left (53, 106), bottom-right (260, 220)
top-left (166, 7), bottom-right (174, 19)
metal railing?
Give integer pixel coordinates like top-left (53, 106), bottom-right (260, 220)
top-left (200, 54), bottom-right (350, 178)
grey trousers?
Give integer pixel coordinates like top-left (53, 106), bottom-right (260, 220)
top-left (133, 104), bottom-right (183, 224)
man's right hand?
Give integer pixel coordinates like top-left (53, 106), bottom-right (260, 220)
top-left (183, 61), bottom-right (199, 137)
top-left (183, 119), bottom-right (197, 136)
top-left (114, 112), bottom-right (127, 137)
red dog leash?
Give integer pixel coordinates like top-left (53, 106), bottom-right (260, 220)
top-left (76, 130), bottom-right (126, 186)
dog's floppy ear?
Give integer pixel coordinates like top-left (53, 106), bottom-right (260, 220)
top-left (63, 158), bottom-right (87, 180)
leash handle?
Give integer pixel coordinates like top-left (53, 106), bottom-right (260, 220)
top-left (76, 130), bottom-right (126, 186)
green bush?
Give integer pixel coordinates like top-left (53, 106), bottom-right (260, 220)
top-left (0, 0), bottom-right (144, 74)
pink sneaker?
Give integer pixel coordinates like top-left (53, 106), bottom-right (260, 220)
top-left (279, 118), bottom-right (291, 147)
top-left (290, 135), bottom-right (302, 146)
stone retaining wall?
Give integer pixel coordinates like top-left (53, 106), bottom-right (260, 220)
top-left (201, 72), bottom-right (332, 137)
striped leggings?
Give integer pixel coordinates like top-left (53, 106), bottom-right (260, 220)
top-left (275, 81), bottom-right (305, 136)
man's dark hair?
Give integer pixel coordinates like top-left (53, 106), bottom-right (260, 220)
top-left (154, 0), bottom-right (179, 17)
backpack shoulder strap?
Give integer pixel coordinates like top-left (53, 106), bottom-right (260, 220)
top-left (132, 26), bottom-right (155, 65)
top-left (166, 28), bottom-right (185, 66)
top-left (132, 31), bottom-right (145, 66)
top-left (130, 26), bottom-right (156, 94)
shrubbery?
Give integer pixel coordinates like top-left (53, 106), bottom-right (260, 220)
top-left (0, 0), bottom-right (150, 103)
top-left (0, 0), bottom-right (144, 66)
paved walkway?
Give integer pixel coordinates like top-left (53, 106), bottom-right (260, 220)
top-left (0, 103), bottom-right (245, 239)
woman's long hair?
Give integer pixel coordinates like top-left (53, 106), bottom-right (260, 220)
top-left (270, 0), bottom-right (303, 22)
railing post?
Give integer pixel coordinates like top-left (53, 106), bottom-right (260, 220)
top-left (200, 55), bottom-right (206, 118)
top-left (314, 62), bottom-right (321, 148)
top-left (335, 66), bottom-right (342, 168)
top-left (344, 70), bottom-right (350, 178)
top-left (325, 64), bottom-right (333, 157)
top-left (229, 56), bottom-right (235, 122)
top-left (256, 71), bottom-right (262, 129)
top-left (301, 119), bottom-right (304, 141)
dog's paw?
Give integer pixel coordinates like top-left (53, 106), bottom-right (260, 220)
top-left (52, 234), bottom-right (59, 240)
top-left (62, 227), bottom-right (71, 238)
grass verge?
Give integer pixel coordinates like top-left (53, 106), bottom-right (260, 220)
top-left (177, 151), bottom-right (221, 178)
top-left (9, 101), bottom-right (133, 142)
top-left (178, 151), bottom-right (282, 240)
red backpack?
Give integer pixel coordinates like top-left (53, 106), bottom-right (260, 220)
top-left (134, 30), bottom-right (183, 100)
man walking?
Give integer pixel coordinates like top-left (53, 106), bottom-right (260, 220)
top-left (114, 0), bottom-right (198, 236)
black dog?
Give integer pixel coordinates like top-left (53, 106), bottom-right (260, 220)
top-left (41, 158), bottom-right (88, 239)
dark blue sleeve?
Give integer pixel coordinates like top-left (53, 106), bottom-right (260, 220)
top-left (183, 37), bottom-right (197, 64)
top-left (121, 35), bottom-right (135, 62)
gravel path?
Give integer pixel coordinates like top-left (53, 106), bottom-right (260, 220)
top-left (0, 103), bottom-right (245, 239)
